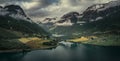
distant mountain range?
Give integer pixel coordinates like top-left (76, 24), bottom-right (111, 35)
top-left (0, 5), bottom-right (49, 38)
top-left (40, 0), bottom-right (120, 38)
top-left (41, 12), bottom-right (81, 26)
top-left (41, 0), bottom-right (120, 25)
top-left (1, 0), bottom-right (120, 39)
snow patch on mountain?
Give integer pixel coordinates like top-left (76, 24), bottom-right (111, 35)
top-left (0, 5), bottom-right (33, 23)
top-left (98, 1), bottom-right (120, 12)
top-left (54, 19), bottom-right (74, 26)
top-left (89, 17), bottom-right (103, 22)
top-left (9, 14), bottom-right (33, 23)
top-left (0, 11), bottom-right (9, 16)
top-left (0, 8), bottom-right (9, 16)
top-left (86, 4), bottom-right (105, 11)
top-left (86, 1), bottom-right (120, 12)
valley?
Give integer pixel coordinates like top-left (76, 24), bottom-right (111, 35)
top-left (0, 0), bottom-right (120, 52)
top-left (0, 0), bottom-right (120, 61)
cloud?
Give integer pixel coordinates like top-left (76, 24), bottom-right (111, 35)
top-left (31, 0), bottom-right (117, 21)
top-left (0, 0), bottom-right (118, 21)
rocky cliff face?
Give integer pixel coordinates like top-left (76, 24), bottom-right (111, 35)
top-left (81, 1), bottom-right (120, 22)
top-left (0, 5), bottom-right (32, 22)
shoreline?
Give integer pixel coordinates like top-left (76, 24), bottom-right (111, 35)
top-left (0, 41), bottom-right (120, 53)
top-left (0, 46), bottom-right (57, 53)
top-left (0, 49), bottom-right (30, 53)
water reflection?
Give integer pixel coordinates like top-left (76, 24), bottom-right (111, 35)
top-left (0, 43), bottom-right (120, 61)
top-left (0, 52), bottom-right (26, 61)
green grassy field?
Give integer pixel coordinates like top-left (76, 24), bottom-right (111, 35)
top-left (82, 34), bottom-right (120, 46)
top-left (68, 34), bottom-right (120, 46)
top-left (0, 37), bottom-right (56, 51)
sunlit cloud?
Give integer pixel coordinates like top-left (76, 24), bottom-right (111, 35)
top-left (21, 2), bottom-right (40, 10)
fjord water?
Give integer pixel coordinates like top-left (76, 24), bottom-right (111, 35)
top-left (0, 43), bottom-right (120, 61)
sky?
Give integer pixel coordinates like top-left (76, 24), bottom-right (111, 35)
top-left (0, 0), bottom-right (118, 21)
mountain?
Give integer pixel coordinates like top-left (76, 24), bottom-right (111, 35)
top-left (4, 5), bottom-right (27, 17)
top-left (41, 12), bottom-right (81, 27)
top-left (0, 5), bottom-right (32, 22)
top-left (49, 0), bottom-right (120, 24)
top-left (0, 5), bottom-right (49, 39)
top-left (81, 1), bottom-right (120, 22)
top-left (57, 12), bottom-right (80, 23)
top-left (44, 0), bottom-right (120, 38)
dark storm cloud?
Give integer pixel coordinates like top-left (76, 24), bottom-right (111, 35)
top-left (0, 0), bottom-right (59, 18)
top-left (24, 0), bottom-right (59, 19)
top-left (0, 0), bottom-right (32, 3)
top-left (0, 0), bottom-right (118, 21)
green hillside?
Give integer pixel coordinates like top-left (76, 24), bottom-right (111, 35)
top-left (0, 16), bottom-right (50, 36)
top-left (0, 15), bottom-right (52, 51)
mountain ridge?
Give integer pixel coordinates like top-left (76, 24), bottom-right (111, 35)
top-left (0, 5), bottom-right (50, 38)
top-left (41, 0), bottom-right (120, 38)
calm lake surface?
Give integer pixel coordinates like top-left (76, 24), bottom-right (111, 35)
top-left (0, 42), bottom-right (120, 61)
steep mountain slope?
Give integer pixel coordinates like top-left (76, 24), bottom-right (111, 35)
top-left (41, 12), bottom-right (81, 27)
top-left (0, 5), bottom-right (49, 39)
top-left (0, 5), bottom-right (52, 50)
top-left (81, 1), bottom-right (120, 22)
top-left (4, 5), bottom-right (26, 17)
top-left (49, 1), bottom-right (120, 38)
top-left (57, 12), bottom-right (80, 23)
